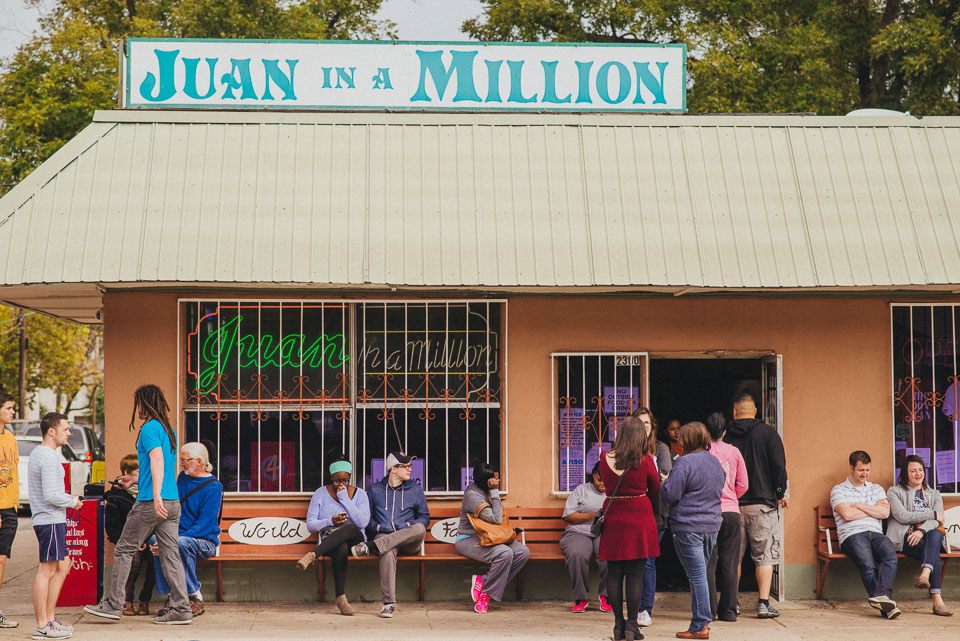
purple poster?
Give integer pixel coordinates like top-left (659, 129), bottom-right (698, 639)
top-left (369, 458), bottom-right (425, 488)
top-left (935, 450), bottom-right (958, 486)
top-left (603, 386), bottom-right (640, 416)
top-left (585, 442), bottom-right (612, 476)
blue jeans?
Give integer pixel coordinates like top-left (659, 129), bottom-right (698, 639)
top-left (839, 531), bottom-right (897, 598)
top-left (155, 536), bottom-right (217, 596)
top-left (672, 531), bottom-right (716, 633)
top-left (902, 529), bottom-right (944, 594)
top-left (639, 530), bottom-right (664, 614)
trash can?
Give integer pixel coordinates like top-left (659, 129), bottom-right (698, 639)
top-left (57, 497), bottom-right (104, 607)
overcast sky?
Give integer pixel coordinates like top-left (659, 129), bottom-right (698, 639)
top-left (0, 0), bottom-right (484, 64)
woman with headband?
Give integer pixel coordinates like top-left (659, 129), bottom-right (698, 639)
top-left (297, 457), bottom-right (370, 615)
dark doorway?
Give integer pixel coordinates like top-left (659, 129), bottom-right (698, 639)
top-left (648, 357), bottom-right (763, 593)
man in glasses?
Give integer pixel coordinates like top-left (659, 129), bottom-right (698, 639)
top-left (351, 451), bottom-right (430, 619)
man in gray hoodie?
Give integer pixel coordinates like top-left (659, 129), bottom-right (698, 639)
top-left (351, 452), bottom-right (430, 618)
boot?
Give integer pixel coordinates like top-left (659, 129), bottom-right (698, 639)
top-left (122, 602), bottom-right (135, 616)
top-left (336, 594), bottom-right (355, 616)
top-left (296, 551), bottom-right (317, 571)
top-left (624, 620), bottom-right (644, 641)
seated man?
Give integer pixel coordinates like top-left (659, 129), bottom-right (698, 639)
top-left (560, 462), bottom-right (611, 613)
top-left (830, 450), bottom-right (900, 619)
top-left (153, 443), bottom-right (222, 617)
top-left (351, 451), bottom-right (429, 619)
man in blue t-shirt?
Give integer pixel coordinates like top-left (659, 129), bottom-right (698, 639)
top-left (84, 385), bottom-right (193, 625)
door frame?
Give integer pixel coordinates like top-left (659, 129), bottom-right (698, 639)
top-left (648, 350), bottom-right (786, 600)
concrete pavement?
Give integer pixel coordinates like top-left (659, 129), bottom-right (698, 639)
top-left (1, 516), bottom-right (956, 640)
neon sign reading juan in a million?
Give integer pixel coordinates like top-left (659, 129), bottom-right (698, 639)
top-left (190, 312), bottom-right (348, 397)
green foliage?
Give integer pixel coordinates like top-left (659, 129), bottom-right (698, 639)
top-left (0, 0), bottom-right (395, 194)
top-left (465, 0), bottom-right (960, 115)
top-left (0, 306), bottom-right (102, 413)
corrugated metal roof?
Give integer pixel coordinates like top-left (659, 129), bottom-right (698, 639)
top-left (3, 110), bottom-right (960, 295)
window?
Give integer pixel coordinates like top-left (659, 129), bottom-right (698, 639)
top-left (892, 305), bottom-right (959, 493)
top-left (552, 353), bottom-right (647, 491)
top-left (182, 300), bottom-right (504, 495)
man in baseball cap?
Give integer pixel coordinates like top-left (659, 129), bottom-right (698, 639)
top-left (352, 451), bottom-right (430, 618)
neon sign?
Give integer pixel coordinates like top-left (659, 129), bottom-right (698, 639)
top-left (193, 314), bottom-right (348, 394)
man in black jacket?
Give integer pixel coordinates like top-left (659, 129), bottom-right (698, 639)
top-left (724, 393), bottom-right (787, 619)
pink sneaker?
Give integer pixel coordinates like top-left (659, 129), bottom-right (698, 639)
top-left (474, 592), bottom-right (490, 614)
top-left (471, 574), bottom-right (485, 603)
top-left (599, 596), bottom-right (613, 613)
top-left (571, 600), bottom-right (588, 613)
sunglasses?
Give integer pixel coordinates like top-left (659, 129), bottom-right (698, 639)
top-left (393, 464), bottom-right (413, 470)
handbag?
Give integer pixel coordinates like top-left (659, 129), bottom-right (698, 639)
top-left (591, 471), bottom-right (626, 537)
top-left (467, 502), bottom-right (517, 547)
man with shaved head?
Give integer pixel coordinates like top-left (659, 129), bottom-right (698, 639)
top-left (724, 393), bottom-right (787, 619)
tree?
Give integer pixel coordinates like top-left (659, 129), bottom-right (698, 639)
top-left (0, 305), bottom-right (102, 415)
top-left (463, 1), bottom-right (960, 115)
top-left (0, 0), bottom-right (396, 194)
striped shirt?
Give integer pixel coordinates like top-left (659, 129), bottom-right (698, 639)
top-left (28, 445), bottom-right (76, 526)
top-left (829, 479), bottom-right (885, 544)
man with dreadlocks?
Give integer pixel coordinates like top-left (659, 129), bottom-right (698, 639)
top-left (84, 385), bottom-right (193, 625)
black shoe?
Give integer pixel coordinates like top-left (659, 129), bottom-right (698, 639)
top-left (624, 621), bottom-right (644, 641)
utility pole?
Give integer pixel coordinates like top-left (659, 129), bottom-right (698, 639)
top-left (17, 309), bottom-right (26, 417)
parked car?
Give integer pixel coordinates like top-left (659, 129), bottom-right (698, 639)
top-left (17, 435), bottom-right (88, 509)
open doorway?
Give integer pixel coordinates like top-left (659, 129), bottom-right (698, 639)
top-left (648, 357), bottom-right (770, 595)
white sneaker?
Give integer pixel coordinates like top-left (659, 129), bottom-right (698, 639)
top-left (637, 610), bottom-right (653, 627)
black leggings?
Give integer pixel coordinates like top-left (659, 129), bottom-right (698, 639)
top-left (606, 559), bottom-right (645, 624)
top-left (314, 523), bottom-right (364, 597)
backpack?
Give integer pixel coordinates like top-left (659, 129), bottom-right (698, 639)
top-left (103, 485), bottom-right (136, 544)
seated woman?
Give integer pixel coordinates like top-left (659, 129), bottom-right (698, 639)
top-left (560, 462), bottom-right (611, 613)
top-left (886, 455), bottom-right (953, 616)
top-left (454, 462), bottom-right (530, 614)
top-left (153, 442), bottom-right (223, 617)
top-left (297, 457), bottom-right (370, 616)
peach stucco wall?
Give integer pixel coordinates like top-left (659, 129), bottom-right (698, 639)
top-left (103, 291), bottom-right (916, 569)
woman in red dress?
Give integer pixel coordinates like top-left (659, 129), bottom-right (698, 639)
top-left (599, 416), bottom-right (662, 641)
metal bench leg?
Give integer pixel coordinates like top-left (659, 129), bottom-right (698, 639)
top-left (419, 561), bottom-right (425, 602)
top-left (216, 562), bottom-right (224, 602)
top-left (515, 568), bottom-right (524, 601)
top-left (315, 558), bottom-right (326, 602)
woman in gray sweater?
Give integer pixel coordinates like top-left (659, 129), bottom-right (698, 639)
top-left (886, 455), bottom-right (952, 616)
top-left (454, 462), bottom-right (530, 614)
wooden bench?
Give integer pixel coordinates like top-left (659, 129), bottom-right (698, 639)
top-left (210, 504), bottom-right (322, 602)
top-left (814, 504), bottom-right (960, 599)
top-left (211, 503), bottom-right (565, 602)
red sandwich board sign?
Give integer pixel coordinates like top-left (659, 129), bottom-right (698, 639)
top-left (58, 499), bottom-right (103, 606)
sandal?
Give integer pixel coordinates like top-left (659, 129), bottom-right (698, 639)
top-left (933, 604), bottom-right (953, 617)
top-left (916, 574), bottom-right (931, 590)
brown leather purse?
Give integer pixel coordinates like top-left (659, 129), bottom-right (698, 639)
top-left (467, 502), bottom-right (517, 546)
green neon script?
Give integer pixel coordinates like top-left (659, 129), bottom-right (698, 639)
top-left (197, 315), bottom-right (348, 394)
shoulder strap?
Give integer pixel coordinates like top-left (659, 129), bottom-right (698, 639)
top-left (596, 471), bottom-right (626, 522)
top-left (472, 501), bottom-right (492, 518)
top-left (181, 477), bottom-right (217, 506)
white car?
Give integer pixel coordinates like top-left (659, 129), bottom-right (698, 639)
top-left (17, 436), bottom-right (88, 509)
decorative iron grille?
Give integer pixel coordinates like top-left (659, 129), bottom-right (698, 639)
top-left (182, 299), bottom-right (504, 495)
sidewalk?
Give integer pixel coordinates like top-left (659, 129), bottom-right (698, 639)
top-left (1, 517), bottom-right (956, 640)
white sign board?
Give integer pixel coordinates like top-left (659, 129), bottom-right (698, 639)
top-left (430, 517), bottom-right (460, 544)
top-left (228, 517), bottom-right (310, 545)
top-left (124, 39), bottom-right (686, 112)
top-left (946, 505), bottom-right (960, 551)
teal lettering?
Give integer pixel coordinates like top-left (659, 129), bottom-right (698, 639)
top-left (139, 48), bottom-right (180, 102)
top-left (335, 66), bottom-right (356, 89)
top-left (484, 59), bottom-right (503, 102)
top-left (181, 57), bottom-right (218, 100)
top-left (540, 60), bottom-right (571, 104)
top-left (371, 67), bottom-right (393, 89)
top-left (506, 60), bottom-right (537, 103)
top-left (633, 61), bottom-right (669, 105)
top-left (575, 61), bottom-right (593, 104)
top-left (596, 61), bottom-right (630, 104)
top-left (261, 59), bottom-right (298, 100)
top-left (410, 49), bottom-right (481, 102)
top-left (220, 58), bottom-right (257, 100)
top-left (322, 66), bottom-right (333, 88)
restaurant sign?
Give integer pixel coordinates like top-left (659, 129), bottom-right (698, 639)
top-left (124, 39), bottom-right (686, 112)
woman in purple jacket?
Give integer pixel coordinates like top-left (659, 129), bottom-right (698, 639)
top-left (661, 423), bottom-right (725, 640)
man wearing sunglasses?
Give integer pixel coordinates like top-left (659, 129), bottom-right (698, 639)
top-left (351, 451), bottom-right (430, 619)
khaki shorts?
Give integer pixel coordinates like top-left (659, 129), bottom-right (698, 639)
top-left (739, 503), bottom-right (782, 565)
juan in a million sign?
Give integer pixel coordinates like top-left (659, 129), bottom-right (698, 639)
top-left (123, 39), bottom-right (686, 112)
